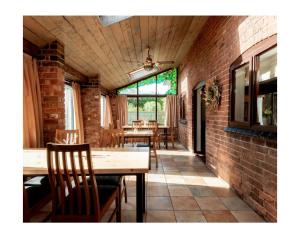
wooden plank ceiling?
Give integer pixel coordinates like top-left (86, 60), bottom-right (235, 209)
top-left (23, 16), bottom-right (208, 90)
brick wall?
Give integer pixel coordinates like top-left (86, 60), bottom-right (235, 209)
top-left (81, 78), bottom-right (109, 147)
top-left (177, 16), bottom-right (277, 221)
top-left (37, 40), bottom-right (65, 145)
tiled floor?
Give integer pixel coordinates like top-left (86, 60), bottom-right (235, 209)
top-left (119, 143), bottom-right (265, 223)
top-left (31, 143), bottom-right (264, 223)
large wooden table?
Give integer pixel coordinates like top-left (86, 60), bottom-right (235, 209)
top-left (23, 147), bottom-right (150, 222)
top-left (123, 125), bottom-right (169, 149)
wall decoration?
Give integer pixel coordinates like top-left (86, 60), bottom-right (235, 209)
top-left (203, 78), bottom-right (222, 111)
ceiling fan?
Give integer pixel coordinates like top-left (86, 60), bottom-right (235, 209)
top-left (127, 47), bottom-right (174, 74)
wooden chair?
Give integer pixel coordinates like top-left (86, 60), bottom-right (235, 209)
top-left (147, 120), bottom-right (157, 129)
top-left (158, 126), bottom-right (176, 149)
top-left (98, 129), bottom-right (128, 203)
top-left (151, 123), bottom-right (159, 168)
top-left (55, 129), bottom-right (80, 144)
top-left (47, 143), bottom-right (121, 222)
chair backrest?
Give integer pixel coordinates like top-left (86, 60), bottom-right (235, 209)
top-left (99, 128), bottom-right (123, 148)
top-left (47, 143), bottom-right (100, 220)
top-left (151, 122), bottom-right (159, 138)
top-left (116, 120), bottom-right (121, 129)
top-left (132, 120), bottom-right (142, 128)
top-left (55, 129), bottom-right (80, 144)
top-left (147, 120), bottom-right (157, 128)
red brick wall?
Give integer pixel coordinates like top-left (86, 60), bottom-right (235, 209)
top-left (177, 16), bottom-right (277, 221)
top-left (81, 79), bottom-right (109, 147)
top-left (37, 41), bottom-right (65, 145)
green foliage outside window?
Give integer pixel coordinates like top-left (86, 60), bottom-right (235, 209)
top-left (117, 68), bottom-right (177, 96)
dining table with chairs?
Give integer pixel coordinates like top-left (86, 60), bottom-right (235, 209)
top-left (23, 146), bottom-right (150, 222)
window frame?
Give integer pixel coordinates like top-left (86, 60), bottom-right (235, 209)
top-left (229, 35), bottom-right (277, 132)
top-left (64, 83), bottom-right (75, 130)
top-left (117, 68), bottom-right (177, 123)
top-left (100, 94), bottom-right (106, 128)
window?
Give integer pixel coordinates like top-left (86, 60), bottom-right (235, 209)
top-left (255, 47), bottom-right (277, 127)
top-left (117, 68), bottom-right (177, 124)
top-left (64, 84), bottom-right (75, 130)
top-left (127, 97), bottom-right (137, 124)
top-left (100, 95), bottom-right (106, 127)
top-left (230, 36), bottom-right (277, 131)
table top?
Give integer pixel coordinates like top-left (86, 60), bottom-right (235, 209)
top-left (23, 147), bottom-right (150, 176)
top-left (123, 125), bottom-right (169, 129)
top-left (124, 130), bottom-right (153, 137)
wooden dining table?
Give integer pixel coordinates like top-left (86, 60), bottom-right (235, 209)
top-left (23, 147), bottom-right (150, 222)
top-left (123, 125), bottom-right (170, 149)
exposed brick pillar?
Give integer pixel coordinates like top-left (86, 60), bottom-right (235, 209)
top-left (37, 40), bottom-right (65, 145)
top-left (81, 80), bottom-right (101, 147)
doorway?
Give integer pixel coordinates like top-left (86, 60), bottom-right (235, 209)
top-left (193, 81), bottom-right (206, 158)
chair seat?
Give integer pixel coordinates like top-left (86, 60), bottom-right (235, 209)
top-left (24, 176), bottom-right (49, 187)
top-left (24, 182), bottom-right (51, 208)
top-left (55, 185), bottom-right (117, 216)
top-left (94, 175), bottom-right (122, 187)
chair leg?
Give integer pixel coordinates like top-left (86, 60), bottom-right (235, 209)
top-left (123, 178), bottom-right (128, 203)
top-left (153, 142), bottom-right (158, 168)
top-left (116, 187), bottom-right (121, 222)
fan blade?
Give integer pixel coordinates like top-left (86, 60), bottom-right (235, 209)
top-left (156, 60), bottom-right (174, 64)
top-left (127, 65), bottom-right (144, 75)
top-left (122, 60), bottom-right (143, 64)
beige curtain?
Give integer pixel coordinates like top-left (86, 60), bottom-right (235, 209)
top-left (165, 95), bottom-right (177, 127)
top-left (72, 82), bottom-right (84, 143)
top-left (104, 95), bottom-right (113, 129)
top-left (116, 95), bottom-right (128, 127)
top-left (23, 53), bottom-right (43, 148)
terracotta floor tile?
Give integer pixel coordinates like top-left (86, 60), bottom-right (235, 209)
top-left (147, 197), bottom-right (173, 210)
top-left (189, 185), bottom-right (216, 197)
top-left (122, 196), bottom-right (136, 210)
top-left (126, 184), bottom-right (136, 197)
top-left (168, 185), bottom-right (193, 196)
top-left (121, 210), bottom-right (138, 222)
top-left (231, 211), bottom-right (265, 222)
top-left (211, 187), bottom-right (237, 197)
top-left (202, 210), bottom-right (237, 222)
top-left (147, 184), bottom-right (170, 196)
top-left (183, 175), bottom-right (207, 186)
top-left (171, 196), bottom-right (200, 210)
top-left (146, 210), bottom-right (176, 222)
top-left (220, 197), bottom-right (252, 211)
top-left (165, 174), bottom-right (185, 185)
top-left (195, 197), bottom-right (227, 210)
top-left (174, 210), bottom-right (206, 222)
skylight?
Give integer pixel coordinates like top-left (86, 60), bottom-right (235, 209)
top-left (128, 67), bottom-right (158, 81)
top-left (99, 16), bottom-right (131, 27)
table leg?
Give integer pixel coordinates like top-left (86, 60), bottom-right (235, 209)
top-left (148, 136), bottom-right (151, 170)
top-left (142, 173), bottom-right (145, 213)
top-left (136, 174), bottom-right (144, 222)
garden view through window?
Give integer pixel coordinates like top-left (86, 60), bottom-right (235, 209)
top-left (118, 68), bottom-right (177, 124)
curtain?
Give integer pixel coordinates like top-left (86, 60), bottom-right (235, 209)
top-left (116, 95), bottom-right (128, 127)
top-left (72, 82), bottom-right (84, 143)
top-left (104, 95), bottom-right (113, 129)
top-left (165, 95), bottom-right (177, 127)
top-left (23, 53), bottom-right (43, 148)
